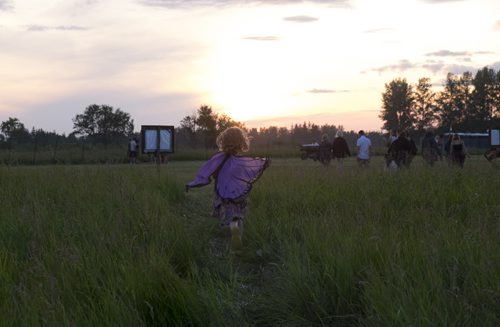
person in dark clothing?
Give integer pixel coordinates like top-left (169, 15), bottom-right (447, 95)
top-left (332, 130), bottom-right (350, 171)
top-left (318, 134), bottom-right (332, 167)
top-left (406, 135), bottom-right (418, 167)
top-left (421, 131), bottom-right (440, 166)
top-left (444, 134), bottom-right (453, 165)
top-left (450, 133), bottom-right (467, 168)
top-left (388, 131), bottom-right (411, 168)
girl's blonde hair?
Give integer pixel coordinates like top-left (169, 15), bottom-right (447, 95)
top-left (216, 127), bottom-right (250, 154)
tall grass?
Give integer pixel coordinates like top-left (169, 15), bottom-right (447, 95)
top-left (0, 157), bottom-right (498, 325)
top-left (247, 159), bottom-right (500, 325)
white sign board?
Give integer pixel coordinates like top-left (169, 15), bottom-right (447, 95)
top-left (491, 129), bottom-right (500, 146)
top-left (141, 125), bottom-right (175, 153)
top-left (160, 129), bottom-right (172, 152)
top-left (144, 130), bottom-right (158, 152)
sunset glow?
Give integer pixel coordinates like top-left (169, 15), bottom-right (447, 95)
top-left (0, 0), bottom-right (499, 133)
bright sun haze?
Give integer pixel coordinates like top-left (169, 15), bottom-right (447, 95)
top-left (0, 0), bottom-right (499, 133)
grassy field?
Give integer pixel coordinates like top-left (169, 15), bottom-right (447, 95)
top-left (0, 156), bottom-right (498, 325)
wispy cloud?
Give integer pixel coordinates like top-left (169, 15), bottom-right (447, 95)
top-left (420, 0), bottom-right (467, 3)
top-left (363, 28), bottom-right (397, 34)
top-left (283, 15), bottom-right (318, 23)
top-left (365, 58), bottom-right (498, 75)
top-left (425, 50), bottom-right (469, 57)
top-left (139, 0), bottom-right (348, 8)
top-left (425, 50), bottom-right (494, 59)
top-left (364, 59), bottom-right (416, 73)
top-left (0, 0), bottom-right (12, 11)
top-left (26, 25), bottom-right (89, 32)
top-left (242, 36), bottom-right (281, 41)
top-left (308, 88), bottom-right (350, 94)
top-left (494, 21), bottom-right (500, 30)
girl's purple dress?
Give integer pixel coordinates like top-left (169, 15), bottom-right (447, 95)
top-left (186, 152), bottom-right (269, 226)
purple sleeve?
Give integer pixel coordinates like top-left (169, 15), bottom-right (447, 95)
top-left (186, 152), bottom-right (227, 190)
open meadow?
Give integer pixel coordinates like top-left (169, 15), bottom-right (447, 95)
top-left (0, 156), bottom-right (499, 326)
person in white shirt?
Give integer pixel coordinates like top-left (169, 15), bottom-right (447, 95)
top-left (356, 130), bottom-right (372, 168)
top-left (128, 138), bottom-right (138, 164)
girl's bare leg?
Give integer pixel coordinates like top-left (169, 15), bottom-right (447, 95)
top-left (230, 218), bottom-right (243, 254)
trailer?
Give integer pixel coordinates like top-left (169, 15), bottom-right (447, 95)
top-left (299, 143), bottom-right (320, 161)
top-left (484, 129), bottom-right (500, 165)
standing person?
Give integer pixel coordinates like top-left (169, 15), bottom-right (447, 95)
top-left (332, 130), bottom-right (350, 171)
top-left (450, 133), bottom-right (467, 168)
top-left (317, 134), bottom-right (332, 167)
top-left (435, 134), bottom-right (444, 161)
top-left (356, 130), bottom-right (372, 168)
top-left (128, 137), bottom-right (138, 164)
top-left (387, 129), bottom-right (397, 148)
top-left (444, 134), bottom-right (453, 166)
top-left (421, 131), bottom-right (440, 166)
top-left (406, 133), bottom-right (418, 168)
top-left (388, 130), bottom-right (411, 168)
top-left (186, 127), bottom-right (270, 254)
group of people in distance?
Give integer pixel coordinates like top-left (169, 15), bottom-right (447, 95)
top-left (318, 130), bottom-right (351, 170)
top-left (387, 129), bottom-right (468, 169)
top-left (420, 131), bottom-right (468, 168)
top-left (385, 130), bottom-right (418, 169)
top-left (318, 130), bottom-right (374, 169)
top-left (317, 128), bottom-right (469, 170)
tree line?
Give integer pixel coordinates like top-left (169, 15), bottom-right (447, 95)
top-left (380, 66), bottom-right (499, 133)
top-left (1, 65), bottom-right (497, 154)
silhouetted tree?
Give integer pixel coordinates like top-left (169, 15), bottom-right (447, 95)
top-left (72, 104), bottom-right (134, 145)
top-left (1, 117), bottom-right (26, 139)
top-left (436, 72), bottom-right (472, 131)
top-left (380, 78), bottom-right (414, 132)
top-left (470, 67), bottom-right (500, 131)
top-left (179, 105), bottom-right (244, 148)
top-left (411, 77), bottom-right (437, 132)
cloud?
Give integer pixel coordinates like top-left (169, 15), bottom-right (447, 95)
top-left (0, 0), bottom-right (12, 11)
top-left (425, 50), bottom-right (470, 57)
top-left (242, 36), bottom-right (281, 41)
top-left (364, 59), bottom-right (417, 73)
top-left (365, 58), bottom-right (499, 76)
top-left (363, 28), bottom-right (397, 34)
top-left (419, 0), bottom-right (467, 3)
top-left (495, 21), bottom-right (500, 30)
top-left (139, 0), bottom-right (348, 8)
top-left (308, 88), bottom-right (350, 94)
top-left (26, 25), bottom-right (89, 32)
top-left (283, 15), bottom-right (318, 23)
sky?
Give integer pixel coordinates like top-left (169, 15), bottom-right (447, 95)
top-left (0, 0), bottom-right (499, 134)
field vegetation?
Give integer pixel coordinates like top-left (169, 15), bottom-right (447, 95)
top-left (0, 157), bottom-right (498, 325)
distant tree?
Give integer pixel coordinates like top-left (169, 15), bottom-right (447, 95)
top-left (195, 105), bottom-right (218, 148)
top-left (0, 117), bottom-right (30, 144)
top-left (470, 67), bottom-right (500, 131)
top-left (411, 77), bottom-right (437, 132)
top-left (179, 114), bottom-right (197, 134)
top-left (436, 72), bottom-right (472, 131)
top-left (179, 114), bottom-right (198, 147)
top-left (72, 104), bottom-right (134, 145)
top-left (216, 113), bottom-right (244, 133)
top-left (179, 105), bottom-right (244, 148)
top-left (380, 78), bottom-right (414, 132)
top-left (1, 117), bottom-right (25, 139)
